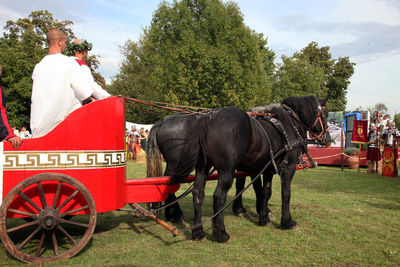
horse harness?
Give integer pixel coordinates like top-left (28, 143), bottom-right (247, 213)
top-left (252, 105), bottom-right (319, 172)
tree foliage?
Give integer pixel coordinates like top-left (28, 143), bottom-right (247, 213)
top-left (394, 113), bottom-right (400, 128)
top-left (0, 10), bottom-right (105, 127)
top-left (272, 42), bottom-right (355, 111)
top-left (109, 0), bottom-right (275, 123)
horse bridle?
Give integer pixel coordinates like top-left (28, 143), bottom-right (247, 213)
top-left (310, 107), bottom-right (327, 139)
top-left (282, 104), bottom-right (328, 144)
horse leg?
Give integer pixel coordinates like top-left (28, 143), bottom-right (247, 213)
top-left (164, 193), bottom-right (184, 223)
top-left (279, 167), bottom-right (298, 230)
top-left (192, 169), bottom-right (208, 240)
top-left (164, 168), bottom-right (184, 223)
top-left (232, 177), bottom-right (250, 217)
top-left (212, 170), bottom-right (234, 243)
top-left (258, 173), bottom-right (275, 226)
top-left (252, 175), bottom-right (263, 215)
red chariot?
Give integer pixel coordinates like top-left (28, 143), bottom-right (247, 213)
top-left (0, 97), bottom-right (194, 263)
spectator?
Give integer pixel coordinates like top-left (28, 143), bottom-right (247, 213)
top-left (12, 126), bottom-right (19, 136)
top-left (139, 127), bottom-right (146, 153)
top-left (19, 126), bottom-right (31, 139)
top-left (366, 123), bottom-right (383, 174)
top-left (0, 64), bottom-right (23, 148)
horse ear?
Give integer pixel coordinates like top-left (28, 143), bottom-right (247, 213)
top-left (319, 97), bottom-right (328, 108)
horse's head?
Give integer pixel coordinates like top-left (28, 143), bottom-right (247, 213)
top-left (282, 95), bottom-right (331, 147)
top-left (311, 97), bottom-right (331, 147)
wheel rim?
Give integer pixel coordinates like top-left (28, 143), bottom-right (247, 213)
top-left (0, 173), bottom-right (96, 263)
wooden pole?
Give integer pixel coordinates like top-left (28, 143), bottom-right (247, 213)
top-left (341, 122), bottom-right (344, 171)
top-left (358, 143), bottom-right (361, 172)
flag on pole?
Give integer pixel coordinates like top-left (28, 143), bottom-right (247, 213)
top-left (351, 120), bottom-right (368, 143)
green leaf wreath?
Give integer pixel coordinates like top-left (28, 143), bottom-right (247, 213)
top-left (65, 40), bottom-right (93, 56)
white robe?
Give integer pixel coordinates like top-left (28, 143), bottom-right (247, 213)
top-left (31, 53), bottom-right (94, 138)
top-left (73, 57), bottom-right (111, 100)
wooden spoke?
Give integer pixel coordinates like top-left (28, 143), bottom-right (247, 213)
top-left (17, 226), bottom-right (41, 250)
top-left (52, 181), bottom-right (63, 209)
top-left (35, 232), bottom-right (45, 257)
top-left (37, 182), bottom-right (48, 208)
top-left (7, 220), bottom-right (38, 233)
top-left (18, 192), bottom-right (42, 213)
top-left (60, 205), bottom-right (89, 217)
top-left (0, 173), bottom-right (96, 263)
top-left (57, 225), bottom-right (77, 246)
top-left (56, 189), bottom-right (79, 212)
top-left (7, 208), bottom-right (38, 219)
top-left (60, 218), bottom-right (89, 228)
top-left (52, 232), bottom-right (59, 256)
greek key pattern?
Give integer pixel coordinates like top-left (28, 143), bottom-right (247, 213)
top-left (3, 150), bottom-right (126, 170)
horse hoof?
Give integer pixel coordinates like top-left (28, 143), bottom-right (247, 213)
top-left (258, 220), bottom-right (272, 227)
top-left (280, 221), bottom-right (299, 230)
top-left (237, 211), bottom-right (251, 218)
top-left (268, 212), bottom-right (276, 221)
top-left (170, 217), bottom-right (185, 224)
top-left (291, 224), bottom-right (300, 230)
top-left (192, 230), bottom-right (206, 241)
top-left (214, 232), bottom-right (230, 243)
top-left (192, 235), bottom-right (206, 241)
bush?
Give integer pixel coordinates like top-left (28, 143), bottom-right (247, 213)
top-left (345, 147), bottom-right (359, 155)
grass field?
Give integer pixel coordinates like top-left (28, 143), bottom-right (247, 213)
top-left (1, 162), bottom-right (400, 266)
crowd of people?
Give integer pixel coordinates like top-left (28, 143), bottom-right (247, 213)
top-left (367, 112), bottom-right (399, 175)
top-left (125, 126), bottom-right (149, 161)
top-left (12, 126), bottom-right (32, 139)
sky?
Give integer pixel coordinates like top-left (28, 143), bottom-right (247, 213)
top-left (0, 0), bottom-right (399, 116)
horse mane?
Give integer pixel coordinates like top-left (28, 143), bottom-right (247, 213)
top-left (248, 103), bottom-right (280, 114)
top-left (281, 95), bottom-right (319, 121)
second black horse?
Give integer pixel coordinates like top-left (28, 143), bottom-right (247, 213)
top-left (170, 95), bottom-right (331, 242)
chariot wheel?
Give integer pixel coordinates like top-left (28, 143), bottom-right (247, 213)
top-left (0, 173), bottom-right (96, 263)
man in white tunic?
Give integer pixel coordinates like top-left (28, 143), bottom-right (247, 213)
top-left (70, 39), bottom-right (111, 100)
top-left (31, 29), bottom-right (94, 138)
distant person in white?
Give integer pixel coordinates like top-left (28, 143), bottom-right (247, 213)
top-left (31, 28), bottom-right (94, 138)
top-left (70, 38), bottom-right (111, 100)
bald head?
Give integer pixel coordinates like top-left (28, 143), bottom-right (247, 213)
top-left (47, 29), bottom-right (66, 45)
top-left (46, 28), bottom-right (67, 54)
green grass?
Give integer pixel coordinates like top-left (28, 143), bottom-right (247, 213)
top-left (1, 163), bottom-right (400, 266)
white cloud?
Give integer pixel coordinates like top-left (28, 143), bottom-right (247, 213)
top-left (334, 0), bottom-right (400, 25)
top-left (347, 54), bottom-right (400, 115)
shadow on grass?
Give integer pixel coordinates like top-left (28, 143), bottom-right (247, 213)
top-left (94, 212), bottom-right (134, 234)
top-left (361, 199), bottom-right (400, 211)
top-left (294, 168), bottom-right (400, 199)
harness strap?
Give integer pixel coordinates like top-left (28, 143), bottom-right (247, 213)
top-left (254, 119), bottom-right (280, 174)
top-left (282, 108), bottom-right (318, 168)
top-left (260, 116), bottom-right (293, 150)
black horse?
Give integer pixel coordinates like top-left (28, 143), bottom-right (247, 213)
top-left (146, 112), bottom-right (262, 222)
top-left (170, 95), bottom-right (331, 243)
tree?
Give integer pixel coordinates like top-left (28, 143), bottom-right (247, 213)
top-left (109, 0), bottom-right (275, 123)
top-left (394, 113), bottom-right (400, 128)
top-left (272, 42), bottom-right (355, 111)
top-left (0, 10), bottom-right (105, 127)
top-left (369, 103), bottom-right (388, 115)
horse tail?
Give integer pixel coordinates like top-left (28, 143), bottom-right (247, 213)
top-left (146, 121), bottom-right (163, 178)
top-left (169, 116), bottom-right (208, 184)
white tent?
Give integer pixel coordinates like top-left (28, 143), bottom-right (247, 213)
top-left (125, 121), bottom-right (153, 132)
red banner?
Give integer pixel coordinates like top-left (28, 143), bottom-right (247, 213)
top-left (351, 120), bottom-right (368, 143)
top-left (382, 147), bottom-right (396, 177)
